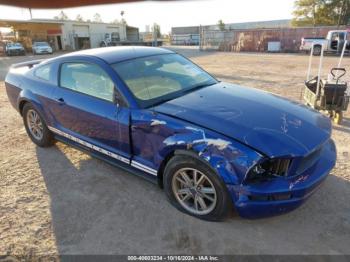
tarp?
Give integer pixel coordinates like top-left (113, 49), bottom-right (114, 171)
top-left (0, 0), bottom-right (179, 9)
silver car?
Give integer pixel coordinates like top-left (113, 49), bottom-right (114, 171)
top-left (32, 42), bottom-right (53, 55)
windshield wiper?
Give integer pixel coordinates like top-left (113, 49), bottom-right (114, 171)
top-left (182, 81), bottom-right (217, 95)
top-left (149, 82), bottom-right (217, 108)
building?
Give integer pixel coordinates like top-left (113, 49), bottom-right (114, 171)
top-left (0, 18), bottom-right (139, 51)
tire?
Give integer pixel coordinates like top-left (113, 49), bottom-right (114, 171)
top-left (333, 111), bottom-right (343, 125)
top-left (22, 103), bottom-right (54, 147)
top-left (163, 154), bottom-right (232, 221)
top-left (313, 45), bottom-right (322, 56)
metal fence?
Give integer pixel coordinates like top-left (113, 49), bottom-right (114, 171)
top-left (199, 26), bottom-right (349, 52)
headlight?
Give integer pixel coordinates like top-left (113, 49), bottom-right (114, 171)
top-left (245, 158), bottom-right (291, 183)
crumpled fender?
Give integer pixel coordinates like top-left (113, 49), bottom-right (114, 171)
top-left (131, 110), bottom-right (263, 185)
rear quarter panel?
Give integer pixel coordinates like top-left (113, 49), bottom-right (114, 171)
top-left (5, 63), bottom-right (58, 126)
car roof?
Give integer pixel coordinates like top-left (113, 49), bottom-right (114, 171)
top-left (60, 46), bottom-right (174, 64)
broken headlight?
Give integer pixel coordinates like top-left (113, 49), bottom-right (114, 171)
top-left (245, 158), bottom-right (291, 183)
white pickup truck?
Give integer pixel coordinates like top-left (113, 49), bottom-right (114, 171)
top-left (300, 30), bottom-right (350, 55)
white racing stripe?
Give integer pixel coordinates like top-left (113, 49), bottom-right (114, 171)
top-left (48, 126), bottom-right (158, 176)
top-left (131, 161), bottom-right (158, 176)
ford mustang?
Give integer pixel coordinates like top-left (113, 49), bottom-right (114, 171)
top-left (5, 46), bottom-right (336, 220)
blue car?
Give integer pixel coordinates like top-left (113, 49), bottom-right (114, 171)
top-left (5, 47), bottom-right (336, 220)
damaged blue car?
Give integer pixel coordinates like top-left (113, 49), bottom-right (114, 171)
top-left (5, 47), bottom-right (336, 220)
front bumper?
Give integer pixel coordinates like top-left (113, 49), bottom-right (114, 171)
top-left (35, 49), bottom-right (52, 54)
top-left (228, 139), bottom-right (336, 219)
top-left (7, 49), bottom-right (25, 55)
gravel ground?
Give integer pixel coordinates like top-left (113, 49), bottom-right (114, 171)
top-left (0, 48), bottom-right (349, 257)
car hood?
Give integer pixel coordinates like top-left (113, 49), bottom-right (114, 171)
top-left (153, 82), bottom-right (332, 157)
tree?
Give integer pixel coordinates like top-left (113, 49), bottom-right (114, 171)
top-left (152, 23), bottom-right (161, 38)
top-left (111, 19), bottom-right (120, 24)
top-left (292, 0), bottom-right (350, 26)
top-left (332, 0), bottom-right (350, 25)
top-left (93, 13), bottom-right (103, 23)
top-left (217, 19), bottom-right (225, 31)
top-left (76, 14), bottom-right (84, 22)
top-left (53, 11), bottom-right (69, 20)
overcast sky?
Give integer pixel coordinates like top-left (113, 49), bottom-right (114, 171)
top-left (0, 0), bottom-right (295, 33)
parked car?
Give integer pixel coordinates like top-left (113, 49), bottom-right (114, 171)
top-left (32, 41), bottom-right (53, 55)
top-left (300, 30), bottom-right (350, 55)
top-left (5, 47), bottom-right (336, 220)
top-left (100, 32), bottom-right (120, 47)
top-left (5, 42), bottom-right (26, 56)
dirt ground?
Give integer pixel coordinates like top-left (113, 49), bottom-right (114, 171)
top-left (0, 48), bottom-right (349, 257)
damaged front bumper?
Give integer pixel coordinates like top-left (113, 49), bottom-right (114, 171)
top-left (227, 139), bottom-right (336, 219)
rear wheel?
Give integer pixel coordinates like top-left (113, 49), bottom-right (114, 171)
top-left (163, 155), bottom-right (231, 221)
top-left (313, 45), bottom-right (322, 56)
top-left (23, 103), bottom-right (54, 147)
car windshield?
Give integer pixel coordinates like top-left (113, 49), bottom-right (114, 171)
top-left (112, 53), bottom-right (217, 108)
top-left (8, 43), bottom-right (22, 47)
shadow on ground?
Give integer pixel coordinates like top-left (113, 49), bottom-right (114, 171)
top-left (36, 143), bottom-right (350, 255)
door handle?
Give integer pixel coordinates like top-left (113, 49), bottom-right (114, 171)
top-left (56, 97), bottom-right (65, 105)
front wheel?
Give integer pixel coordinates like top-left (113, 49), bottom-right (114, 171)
top-left (164, 155), bottom-right (231, 221)
top-left (23, 103), bottom-right (54, 147)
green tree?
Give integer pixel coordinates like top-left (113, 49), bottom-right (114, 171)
top-left (292, 0), bottom-right (350, 26)
top-left (217, 19), bottom-right (225, 31)
top-left (53, 11), bottom-right (69, 20)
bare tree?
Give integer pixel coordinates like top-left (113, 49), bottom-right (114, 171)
top-left (152, 23), bottom-right (161, 38)
top-left (93, 13), bottom-right (103, 23)
top-left (111, 19), bottom-right (120, 24)
top-left (76, 14), bottom-right (84, 22)
top-left (53, 11), bottom-right (69, 20)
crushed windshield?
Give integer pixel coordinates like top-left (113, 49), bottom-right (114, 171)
top-left (112, 53), bottom-right (217, 108)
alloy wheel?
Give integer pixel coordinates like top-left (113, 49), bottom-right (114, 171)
top-left (172, 167), bottom-right (217, 215)
top-left (27, 109), bottom-right (44, 140)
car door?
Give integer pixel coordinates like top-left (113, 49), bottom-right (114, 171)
top-left (51, 60), bottom-right (131, 162)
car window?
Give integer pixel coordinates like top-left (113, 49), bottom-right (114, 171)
top-left (112, 53), bottom-right (217, 108)
top-left (34, 64), bottom-right (51, 81)
top-left (60, 62), bottom-right (115, 102)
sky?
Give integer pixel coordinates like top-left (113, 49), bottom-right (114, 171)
top-left (0, 0), bottom-right (296, 33)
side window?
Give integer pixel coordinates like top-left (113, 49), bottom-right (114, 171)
top-left (60, 62), bottom-right (115, 102)
top-left (34, 64), bottom-right (51, 81)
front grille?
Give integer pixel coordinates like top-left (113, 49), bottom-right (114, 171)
top-left (260, 158), bottom-right (291, 177)
top-left (296, 147), bottom-right (322, 175)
